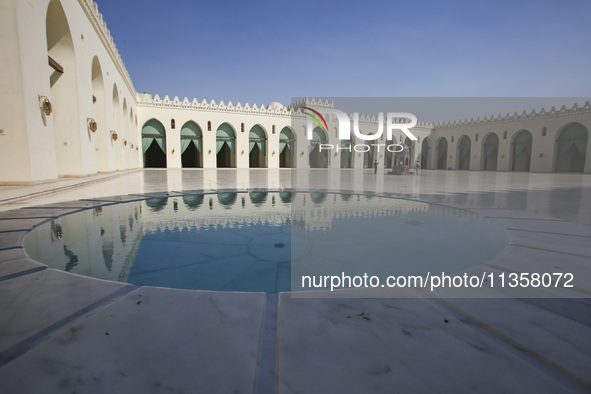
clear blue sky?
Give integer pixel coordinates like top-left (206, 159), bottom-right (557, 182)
top-left (96, 0), bottom-right (591, 119)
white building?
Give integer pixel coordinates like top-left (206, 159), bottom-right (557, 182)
top-left (1, 0), bottom-right (589, 184)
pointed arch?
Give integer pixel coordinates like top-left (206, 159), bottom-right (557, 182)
top-left (481, 133), bottom-right (499, 171)
top-left (112, 84), bottom-right (120, 131)
top-left (129, 108), bottom-right (136, 161)
top-left (512, 130), bottom-right (533, 171)
top-left (216, 122), bottom-right (236, 168)
top-left (436, 138), bottom-right (448, 169)
top-left (249, 124), bottom-right (267, 168)
top-left (142, 119), bottom-right (166, 168)
top-left (279, 127), bottom-right (296, 168)
top-left (554, 123), bottom-right (588, 172)
top-left (122, 98), bottom-right (128, 168)
top-left (181, 121), bottom-right (203, 168)
top-left (364, 145), bottom-right (375, 169)
top-left (129, 108), bottom-right (137, 166)
top-left (421, 138), bottom-right (431, 170)
top-left (340, 137), bottom-right (354, 168)
top-left (457, 136), bottom-right (471, 170)
top-left (47, 0), bottom-right (81, 175)
top-left (112, 84), bottom-right (123, 169)
top-left (383, 136), bottom-right (397, 170)
top-left (404, 137), bottom-right (414, 163)
top-left (309, 127), bottom-right (328, 168)
top-left (91, 56), bottom-right (109, 171)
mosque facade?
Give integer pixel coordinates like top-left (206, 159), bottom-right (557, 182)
top-left (1, 0), bottom-right (590, 184)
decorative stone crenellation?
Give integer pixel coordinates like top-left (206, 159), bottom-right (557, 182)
top-left (434, 101), bottom-right (591, 130)
top-left (79, 0), bottom-right (136, 95)
top-left (137, 93), bottom-right (296, 117)
top-left (136, 94), bottom-right (433, 128)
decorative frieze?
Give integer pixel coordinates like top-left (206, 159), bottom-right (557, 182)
top-left (434, 102), bottom-right (591, 130)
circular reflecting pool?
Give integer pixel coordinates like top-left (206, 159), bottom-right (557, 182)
top-left (24, 192), bottom-right (510, 293)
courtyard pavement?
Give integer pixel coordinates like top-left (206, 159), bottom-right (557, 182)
top-left (0, 169), bottom-right (589, 393)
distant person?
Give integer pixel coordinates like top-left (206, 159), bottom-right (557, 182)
top-left (415, 160), bottom-right (421, 175)
top-left (374, 160), bottom-right (379, 174)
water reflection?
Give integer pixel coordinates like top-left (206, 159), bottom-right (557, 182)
top-left (63, 245), bottom-right (78, 272)
top-left (146, 198), bottom-right (167, 212)
top-left (310, 192), bottom-right (326, 204)
top-left (250, 192), bottom-right (267, 206)
top-left (182, 194), bottom-right (204, 210)
top-left (51, 221), bottom-right (63, 240)
top-left (24, 191), bottom-right (510, 293)
top-left (280, 191), bottom-right (294, 204)
top-left (218, 192), bottom-right (236, 208)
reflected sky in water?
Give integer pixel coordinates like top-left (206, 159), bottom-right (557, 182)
top-left (24, 192), bottom-right (510, 293)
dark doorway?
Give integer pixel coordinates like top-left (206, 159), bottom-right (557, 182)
top-left (249, 143), bottom-right (266, 168)
top-left (280, 146), bottom-right (293, 168)
top-left (181, 141), bottom-right (202, 168)
top-left (309, 144), bottom-right (328, 168)
top-left (217, 142), bottom-right (234, 168)
top-left (144, 140), bottom-right (166, 168)
top-left (437, 138), bottom-right (448, 169)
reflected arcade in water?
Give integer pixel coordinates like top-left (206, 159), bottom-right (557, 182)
top-left (24, 191), bottom-right (510, 293)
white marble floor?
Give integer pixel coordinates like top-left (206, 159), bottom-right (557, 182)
top-left (0, 169), bottom-right (590, 393)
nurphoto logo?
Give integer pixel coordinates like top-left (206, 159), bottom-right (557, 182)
top-left (302, 107), bottom-right (418, 154)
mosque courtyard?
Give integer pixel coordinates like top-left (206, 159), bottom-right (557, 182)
top-left (0, 168), bottom-right (589, 393)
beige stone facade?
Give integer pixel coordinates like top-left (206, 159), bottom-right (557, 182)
top-left (1, 0), bottom-right (589, 184)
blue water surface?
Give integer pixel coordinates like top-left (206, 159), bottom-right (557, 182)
top-left (24, 192), bottom-right (510, 293)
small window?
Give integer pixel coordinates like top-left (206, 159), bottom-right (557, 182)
top-left (171, 119), bottom-right (175, 129)
top-left (208, 121), bottom-right (211, 131)
top-left (475, 133), bottom-right (478, 141)
top-left (241, 123), bottom-right (244, 132)
top-left (503, 131), bottom-right (507, 139)
top-left (542, 127), bottom-right (547, 136)
top-left (272, 125), bottom-right (276, 134)
top-left (451, 136), bottom-right (454, 143)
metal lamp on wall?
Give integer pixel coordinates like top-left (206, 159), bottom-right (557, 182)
top-left (39, 96), bottom-right (52, 116)
top-left (87, 118), bottom-right (97, 133)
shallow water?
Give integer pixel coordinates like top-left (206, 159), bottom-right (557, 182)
top-left (24, 192), bottom-right (510, 293)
